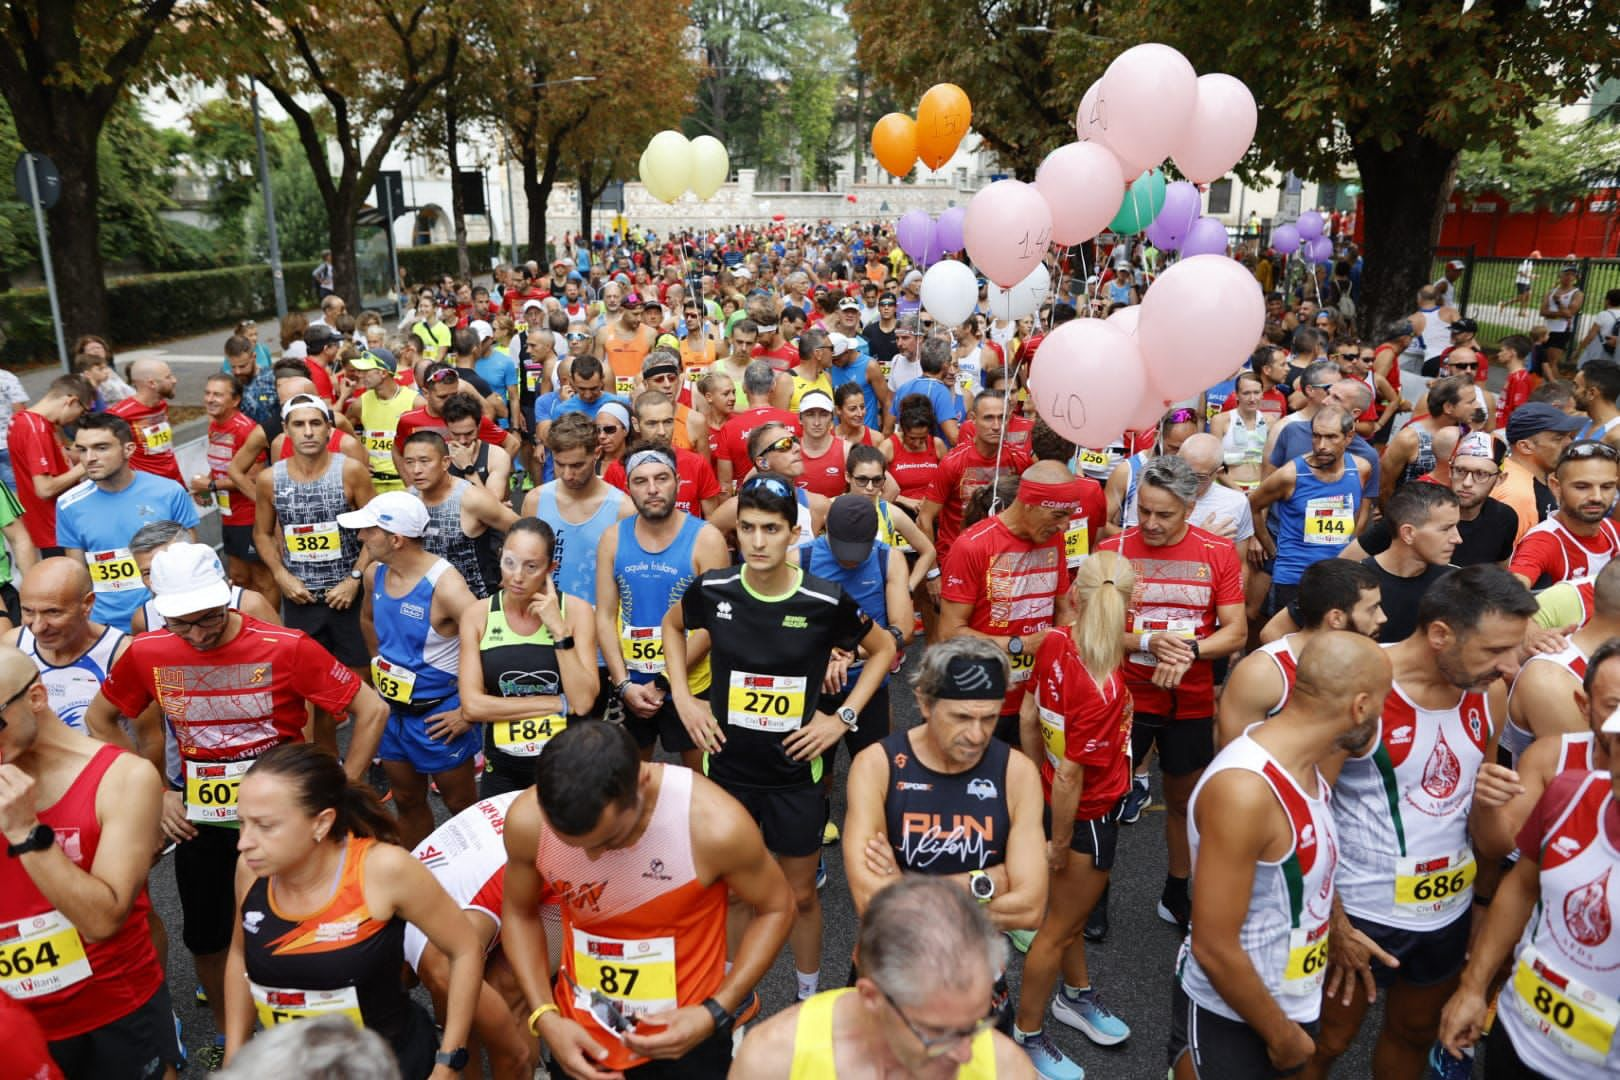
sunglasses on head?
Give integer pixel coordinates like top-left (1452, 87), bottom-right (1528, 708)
top-left (1561, 440), bottom-right (1619, 463)
top-left (426, 368), bottom-right (459, 384)
top-left (1166, 408), bottom-right (1198, 425)
top-left (742, 474), bottom-right (793, 498)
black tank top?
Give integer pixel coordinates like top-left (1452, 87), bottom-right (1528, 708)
top-left (478, 590), bottom-right (569, 781)
top-left (239, 837), bottom-right (410, 1051)
top-left (448, 441), bottom-right (491, 485)
top-left (880, 729), bottom-right (1012, 875)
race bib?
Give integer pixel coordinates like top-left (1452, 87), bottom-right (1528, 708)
top-left (1065, 517), bottom-right (1090, 567)
top-left (250, 982), bottom-right (364, 1029)
top-left (212, 488), bottom-right (231, 514)
top-left (1076, 448), bottom-right (1112, 475)
top-left (615, 376), bottom-right (635, 397)
top-left (1281, 922), bottom-right (1330, 997)
top-left (1302, 494), bottom-right (1355, 545)
top-left (1512, 945), bottom-right (1620, 1065)
top-left (1037, 703), bottom-right (1065, 770)
top-left (87, 548), bottom-right (141, 593)
top-left (371, 657), bottom-right (417, 705)
top-left (621, 626), bottom-right (664, 675)
top-left (571, 930), bottom-right (677, 1017)
top-left (284, 522), bottom-right (341, 562)
top-left (141, 421), bottom-right (174, 454)
top-left (1394, 849), bottom-right (1476, 919)
top-left (1009, 649), bottom-right (1035, 684)
top-left (364, 429), bottom-right (394, 456)
top-left (727, 672), bottom-right (807, 733)
top-left (185, 758), bottom-right (252, 823)
top-left (0, 910), bottom-right (91, 999)
top-left (492, 714), bottom-right (565, 757)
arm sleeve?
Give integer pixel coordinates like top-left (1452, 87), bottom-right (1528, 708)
top-left (100, 643), bottom-right (156, 718)
top-left (291, 635), bottom-right (364, 715)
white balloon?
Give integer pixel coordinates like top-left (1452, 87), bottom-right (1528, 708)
top-left (689, 135), bottom-right (730, 200)
top-left (640, 130), bottom-right (692, 204)
top-left (1023, 264), bottom-right (1052, 310)
top-left (920, 260), bottom-right (979, 326)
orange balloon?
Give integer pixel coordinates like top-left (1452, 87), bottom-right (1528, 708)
top-left (916, 83), bottom-right (972, 170)
top-left (871, 113), bottom-right (917, 179)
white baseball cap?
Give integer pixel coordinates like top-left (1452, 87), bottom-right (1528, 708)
top-left (337, 491), bottom-right (430, 538)
top-left (150, 543), bottom-right (234, 619)
top-left (1604, 706), bottom-right (1620, 735)
top-left (470, 319), bottom-right (494, 343)
top-left (798, 390), bottom-right (835, 414)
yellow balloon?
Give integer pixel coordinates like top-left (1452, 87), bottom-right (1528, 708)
top-left (640, 130), bottom-right (692, 204)
top-left (688, 135), bottom-right (730, 200)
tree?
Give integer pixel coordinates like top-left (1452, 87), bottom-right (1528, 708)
top-left (0, 0), bottom-right (180, 340)
top-left (1456, 109), bottom-right (1620, 210)
top-left (851, 1), bottom-right (1620, 334)
top-left (203, 0), bottom-right (461, 308)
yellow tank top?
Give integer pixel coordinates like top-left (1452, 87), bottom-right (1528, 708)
top-left (788, 989), bottom-right (998, 1079)
top-left (875, 500), bottom-right (910, 551)
top-left (789, 372), bottom-right (833, 411)
top-left (358, 385), bottom-right (421, 492)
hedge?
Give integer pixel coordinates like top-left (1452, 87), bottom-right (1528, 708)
top-left (0, 241), bottom-right (499, 370)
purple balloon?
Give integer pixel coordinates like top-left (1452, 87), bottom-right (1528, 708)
top-left (1296, 210), bottom-right (1325, 241)
top-left (896, 210), bottom-right (936, 262)
top-left (1144, 181), bottom-right (1201, 251)
top-left (1308, 235), bottom-right (1334, 264)
top-left (1270, 223), bottom-right (1300, 255)
top-left (1179, 216), bottom-right (1230, 258)
top-left (935, 206), bottom-right (968, 253)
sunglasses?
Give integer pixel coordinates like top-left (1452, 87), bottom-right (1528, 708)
top-left (164, 608), bottom-right (230, 634)
top-left (1335, 353), bottom-right (1359, 361)
top-left (849, 473), bottom-right (885, 488)
top-left (742, 474), bottom-right (793, 498)
top-left (566, 332), bottom-right (590, 341)
top-left (596, 424), bottom-right (625, 435)
top-left (1561, 440), bottom-right (1619, 463)
top-left (760, 434), bottom-right (799, 456)
top-left (426, 368), bottom-right (459, 385)
top-left (0, 673), bottom-right (39, 729)
top-left (1449, 362), bottom-right (1478, 371)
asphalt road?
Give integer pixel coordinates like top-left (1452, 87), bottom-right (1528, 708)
top-left (150, 650), bottom-right (1387, 1078)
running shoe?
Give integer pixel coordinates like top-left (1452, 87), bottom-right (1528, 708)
top-left (1015, 1029), bottom-right (1084, 1080)
top-left (1053, 987), bottom-right (1130, 1046)
top-left (1005, 929), bottom-right (1036, 954)
top-left (1117, 776), bottom-right (1150, 824)
top-left (194, 1041), bottom-right (226, 1072)
top-left (1157, 879), bottom-right (1190, 932)
top-left (822, 820), bottom-right (840, 846)
top-left (172, 1012), bottom-right (188, 1071)
top-left (816, 854), bottom-right (827, 891)
top-left (194, 984), bottom-right (207, 1005)
top-left (1083, 893), bottom-right (1109, 943)
top-left (1425, 1041), bottom-right (1473, 1080)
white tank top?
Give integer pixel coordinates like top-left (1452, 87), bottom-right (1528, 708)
top-left (1178, 734), bottom-right (1338, 1023)
top-left (1499, 772), bottom-right (1620, 1073)
top-left (1256, 637), bottom-right (1300, 717)
top-left (1502, 641), bottom-right (1589, 769)
top-left (18, 625), bottom-right (127, 732)
top-left (1333, 667), bottom-right (1492, 930)
top-left (403, 791), bottom-right (533, 969)
top-left (1546, 287), bottom-right (1579, 332)
top-left (1221, 412), bottom-right (1269, 472)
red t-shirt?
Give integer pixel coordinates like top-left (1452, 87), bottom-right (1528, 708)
top-left (207, 410), bottom-right (261, 527)
top-left (926, 441), bottom-right (1032, 563)
top-left (396, 406), bottom-right (507, 447)
top-left (1510, 518), bottom-right (1620, 588)
top-left (601, 448), bottom-right (721, 517)
top-left (1062, 474), bottom-right (1109, 569)
top-left (716, 406), bottom-right (801, 481)
top-left (0, 991), bottom-right (64, 1078)
top-left (957, 415), bottom-right (1035, 450)
top-left (100, 616), bottom-right (362, 764)
top-left (7, 410), bottom-right (69, 548)
top-left (303, 357), bottom-right (336, 401)
top-left (1099, 524), bottom-right (1244, 718)
top-left (940, 515), bottom-right (1070, 715)
top-left (750, 341), bottom-right (798, 373)
top-left (107, 398), bottom-right (183, 484)
top-left (1031, 626), bottom-right (1134, 820)
top-left (1497, 369), bottom-right (1538, 431)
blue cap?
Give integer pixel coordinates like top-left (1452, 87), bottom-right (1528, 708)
top-left (1505, 402), bottom-right (1585, 444)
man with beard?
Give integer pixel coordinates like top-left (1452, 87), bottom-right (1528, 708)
top-left (1304, 566), bottom-right (1535, 1079)
top-left (1171, 632), bottom-right (1392, 1079)
top-left (596, 444), bottom-right (729, 768)
top-left (1510, 440), bottom-right (1620, 589)
top-left (1217, 559), bottom-right (1385, 749)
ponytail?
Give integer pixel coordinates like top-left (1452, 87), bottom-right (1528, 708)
top-left (1072, 551), bottom-right (1134, 680)
top-left (247, 743), bottom-right (400, 846)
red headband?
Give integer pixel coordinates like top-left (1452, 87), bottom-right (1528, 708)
top-left (1017, 477), bottom-right (1086, 511)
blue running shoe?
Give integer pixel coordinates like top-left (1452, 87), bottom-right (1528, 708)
top-left (816, 854), bottom-right (827, 891)
top-left (1053, 987), bottom-right (1130, 1046)
top-left (1015, 1028), bottom-right (1084, 1080)
top-left (172, 1012), bottom-right (188, 1071)
top-left (1425, 1041), bottom-right (1473, 1080)
top-left (1117, 776), bottom-right (1150, 824)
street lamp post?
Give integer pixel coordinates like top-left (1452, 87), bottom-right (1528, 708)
top-left (251, 83), bottom-right (288, 321)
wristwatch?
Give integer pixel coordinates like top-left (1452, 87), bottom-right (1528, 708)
top-left (1139, 630), bottom-right (1156, 654)
top-left (554, 635), bottom-right (577, 651)
top-left (701, 996), bottom-right (735, 1035)
top-left (7, 823), bottom-right (54, 858)
top-left (1006, 636), bottom-right (1023, 657)
top-left (349, 567), bottom-right (364, 580)
top-left (968, 869), bottom-right (995, 903)
top-left (434, 1048), bottom-right (469, 1070)
top-left (837, 706), bottom-right (859, 732)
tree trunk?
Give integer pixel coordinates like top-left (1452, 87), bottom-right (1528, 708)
top-left (1353, 135), bottom-right (1459, 336)
top-left (40, 136), bottom-right (110, 347)
top-left (852, 67), bottom-right (866, 184)
top-left (579, 162), bottom-right (594, 247)
top-left (524, 137), bottom-right (566, 266)
top-left (328, 209), bottom-right (361, 310)
top-left (446, 94), bottom-right (470, 280)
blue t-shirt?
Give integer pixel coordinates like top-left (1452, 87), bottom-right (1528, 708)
top-left (56, 472), bottom-right (202, 633)
top-left (889, 376), bottom-right (963, 439)
top-left (1268, 421), bottom-right (1381, 496)
top-left (554, 393), bottom-right (631, 422)
top-left (475, 349), bottom-right (519, 428)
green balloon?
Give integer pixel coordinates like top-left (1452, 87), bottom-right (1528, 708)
top-left (1108, 169), bottom-right (1168, 234)
top-left (1344, 183), bottom-right (1362, 197)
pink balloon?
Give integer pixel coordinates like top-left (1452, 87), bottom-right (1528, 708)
top-left (963, 180), bottom-right (1053, 288)
top-left (1076, 79), bottom-right (1150, 178)
top-left (1098, 44), bottom-right (1197, 174)
top-left (1124, 384), bottom-right (1175, 434)
top-left (1170, 74), bottom-right (1258, 183)
top-left (1035, 142), bottom-right (1125, 247)
top-left (1028, 320), bottom-right (1146, 447)
top-left (1138, 255), bottom-right (1265, 400)
top-left (1106, 305), bottom-right (1140, 335)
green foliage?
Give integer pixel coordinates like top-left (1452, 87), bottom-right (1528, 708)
top-left (1456, 110), bottom-right (1620, 209)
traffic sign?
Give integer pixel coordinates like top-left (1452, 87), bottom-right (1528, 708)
top-left (13, 153), bottom-right (60, 211)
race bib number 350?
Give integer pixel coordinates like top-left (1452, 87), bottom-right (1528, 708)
top-left (0, 910), bottom-right (91, 999)
top-left (727, 672), bottom-right (807, 733)
top-left (87, 548), bottom-right (141, 593)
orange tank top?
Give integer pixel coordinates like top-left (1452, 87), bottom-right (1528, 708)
top-left (536, 765), bottom-right (726, 1070)
top-left (604, 326), bottom-right (652, 379)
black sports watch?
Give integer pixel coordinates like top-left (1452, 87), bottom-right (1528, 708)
top-left (434, 1047), bottom-right (469, 1070)
top-left (701, 996), bottom-right (734, 1035)
top-left (7, 823), bottom-right (54, 858)
top-left (1007, 636), bottom-right (1023, 657)
top-left (554, 635), bottom-right (577, 651)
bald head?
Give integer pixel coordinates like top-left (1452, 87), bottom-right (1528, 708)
top-left (277, 377), bottom-right (318, 403)
top-left (1430, 425), bottom-right (1460, 465)
top-left (0, 644), bottom-right (38, 697)
top-left (1020, 459), bottom-right (1075, 487)
top-left (1592, 559), bottom-right (1620, 619)
top-left (129, 358), bottom-right (169, 385)
top-left (1292, 631), bottom-right (1392, 711)
top-left (1179, 433), bottom-right (1223, 475)
top-left (21, 557), bottom-right (93, 606)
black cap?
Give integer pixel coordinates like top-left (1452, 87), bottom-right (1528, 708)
top-left (1450, 317), bottom-right (1478, 336)
top-left (304, 325), bottom-right (342, 350)
top-left (1506, 402), bottom-right (1585, 443)
top-left (826, 495), bottom-right (878, 565)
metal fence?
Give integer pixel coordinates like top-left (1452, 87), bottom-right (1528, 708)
top-left (1432, 246), bottom-right (1620, 350)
